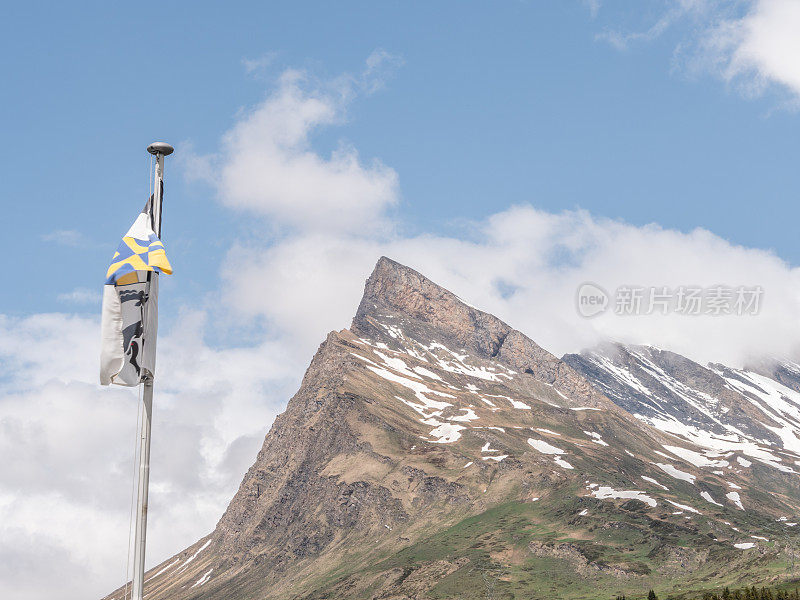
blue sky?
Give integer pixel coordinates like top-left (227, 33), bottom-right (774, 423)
top-left (3, 1), bottom-right (799, 319)
top-left (6, 3), bottom-right (800, 598)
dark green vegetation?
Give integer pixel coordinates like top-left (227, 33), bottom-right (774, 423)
top-left (620, 583), bottom-right (800, 600)
top-left (696, 584), bottom-right (800, 600)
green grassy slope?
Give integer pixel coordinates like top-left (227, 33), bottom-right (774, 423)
top-left (303, 494), bottom-right (796, 600)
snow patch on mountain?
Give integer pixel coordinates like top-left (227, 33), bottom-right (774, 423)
top-left (529, 438), bottom-right (573, 469)
top-left (666, 499), bottom-right (700, 514)
top-left (727, 491), bottom-right (745, 510)
top-left (663, 445), bottom-right (728, 468)
top-left (656, 463), bottom-right (696, 483)
top-left (191, 569), bottom-right (213, 588)
top-left (449, 408), bottom-right (479, 422)
top-left (700, 491), bottom-right (723, 506)
top-left (641, 475), bottom-right (669, 490)
top-left (584, 431), bottom-right (609, 446)
top-left (482, 441), bottom-right (499, 453)
top-left (482, 455), bottom-right (508, 462)
top-left (427, 342), bottom-right (508, 381)
top-left (527, 439), bottom-right (565, 454)
top-left (590, 485), bottom-right (657, 507)
top-left (425, 420), bottom-right (465, 443)
top-left (175, 539), bottom-right (211, 574)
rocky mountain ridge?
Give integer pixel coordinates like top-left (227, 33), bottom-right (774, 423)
top-left (565, 343), bottom-right (800, 477)
top-left (103, 257), bottom-right (800, 600)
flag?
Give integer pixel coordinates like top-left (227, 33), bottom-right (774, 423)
top-left (100, 195), bottom-right (172, 386)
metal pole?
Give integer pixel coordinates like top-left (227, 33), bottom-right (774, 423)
top-left (131, 142), bottom-right (172, 600)
top-left (130, 379), bottom-right (154, 600)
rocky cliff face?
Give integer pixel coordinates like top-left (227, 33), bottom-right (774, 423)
top-left (103, 258), bottom-right (800, 600)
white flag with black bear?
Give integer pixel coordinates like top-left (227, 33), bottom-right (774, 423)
top-left (100, 194), bottom-right (171, 386)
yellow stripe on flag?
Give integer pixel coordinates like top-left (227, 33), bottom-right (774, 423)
top-left (123, 236), bottom-right (151, 254)
top-left (147, 248), bottom-right (172, 274)
top-left (106, 254), bottom-right (149, 279)
top-left (115, 272), bottom-right (139, 285)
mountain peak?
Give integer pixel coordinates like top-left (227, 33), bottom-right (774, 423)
top-left (353, 257), bottom-right (610, 408)
top-left (354, 256), bottom-right (511, 360)
top-left (358, 256), bottom-right (466, 317)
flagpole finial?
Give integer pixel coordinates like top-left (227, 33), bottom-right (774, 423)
top-left (147, 142), bottom-right (174, 156)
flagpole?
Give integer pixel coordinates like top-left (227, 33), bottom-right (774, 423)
top-left (131, 141), bottom-right (173, 600)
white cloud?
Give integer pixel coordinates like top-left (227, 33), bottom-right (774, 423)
top-left (41, 229), bottom-right (86, 247)
top-left (221, 207), bottom-right (800, 370)
top-left (361, 49), bottom-right (405, 94)
top-left (0, 313), bottom-right (101, 389)
top-left (597, 10), bottom-right (678, 50)
top-left (584, 0), bottom-right (602, 19)
top-left (57, 287), bottom-right (102, 305)
top-left (695, 0), bottom-right (800, 102)
top-left (599, 0), bottom-right (800, 103)
top-left (242, 52), bottom-right (277, 75)
top-left (186, 51), bottom-right (401, 234)
top-left (595, 0), bottom-right (716, 50)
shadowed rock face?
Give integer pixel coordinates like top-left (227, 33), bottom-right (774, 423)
top-left (103, 257), bottom-right (800, 600)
